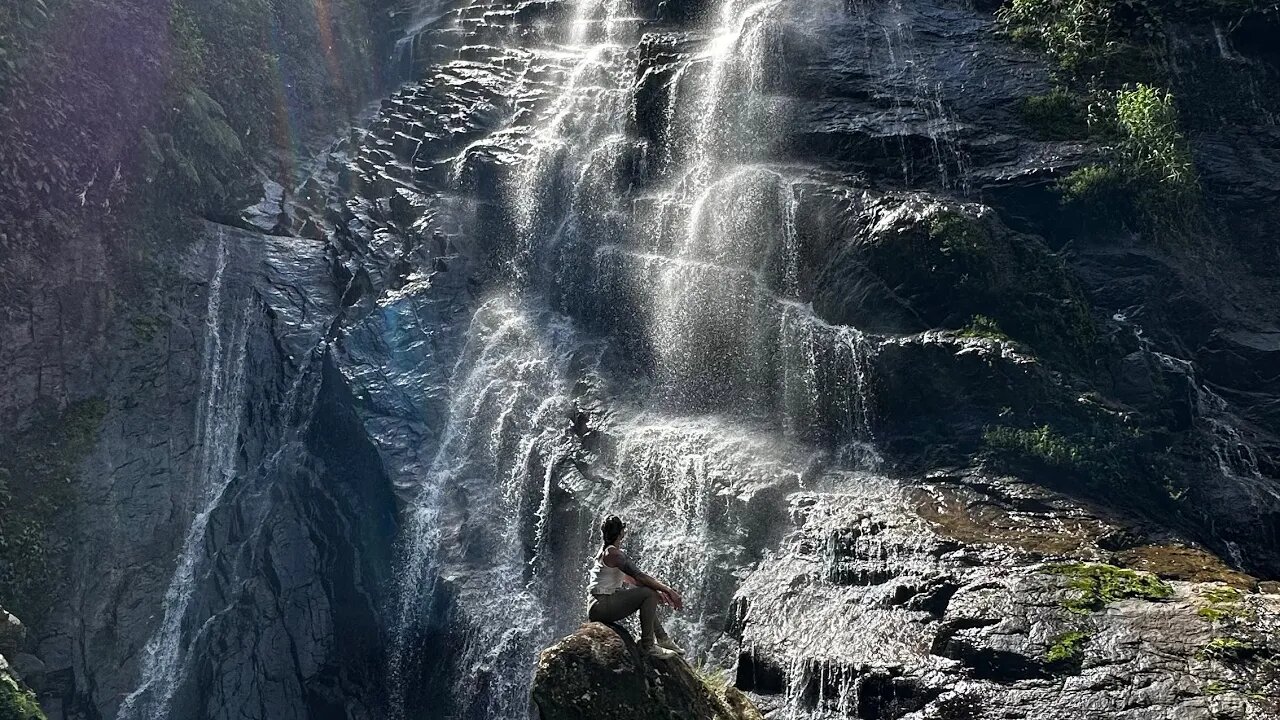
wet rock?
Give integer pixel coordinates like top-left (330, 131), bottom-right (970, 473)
top-left (531, 623), bottom-right (760, 720)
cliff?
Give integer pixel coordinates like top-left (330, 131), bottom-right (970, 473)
top-left (1, 0), bottom-right (1279, 718)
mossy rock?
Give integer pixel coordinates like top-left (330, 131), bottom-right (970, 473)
top-left (1051, 562), bottom-right (1173, 613)
top-left (1017, 90), bottom-right (1090, 140)
top-left (814, 200), bottom-right (1096, 370)
top-left (532, 623), bottom-right (760, 720)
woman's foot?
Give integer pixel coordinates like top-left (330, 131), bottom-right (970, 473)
top-left (657, 637), bottom-right (685, 655)
top-left (643, 642), bottom-right (679, 660)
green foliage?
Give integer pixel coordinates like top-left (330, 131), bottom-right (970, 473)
top-left (1059, 85), bottom-right (1200, 239)
top-left (0, 671), bottom-right (47, 720)
top-left (959, 315), bottom-right (1010, 341)
top-left (1001, 0), bottom-right (1209, 242)
top-left (1111, 84), bottom-right (1195, 189)
top-left (999, 0), bottom-right (1274, 80)
top-left (1204, 636), bottom-right (1255, 660)
top-left (1197, 586), bottom-right (1246, 623)
top-left (1018, 89), bottom-right (1090, 140)
top-left (1045, 630), bottom-right (1090, 664)
top-left (930, 212), bottom-right (992, 278)
top-left (0, 399), bottom-right (107, 624)
top-left (1051, 562), bottom-right (1173, 614)
top-left (983, 424), bottom-right (1104, 473)
top-left (997, 0), bottom-right (1135, 77)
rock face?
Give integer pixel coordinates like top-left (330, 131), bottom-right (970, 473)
top-left (1, 0), bottom-right (1279, 719)
top-left (532, 623), bottom-right (760, 720)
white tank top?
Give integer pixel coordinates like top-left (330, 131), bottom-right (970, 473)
top-left (588, 549), bottom-right (625, 595)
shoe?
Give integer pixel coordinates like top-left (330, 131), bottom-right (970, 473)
top-left (643, 643), bottom-right (679, 660)
top-left (657, 637), bottom-right (685, 655)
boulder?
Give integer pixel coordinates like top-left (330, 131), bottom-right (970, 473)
top-left (0, 610), bottom-right (24, 659)
top-left (531, 623), bottom-right (759, 720)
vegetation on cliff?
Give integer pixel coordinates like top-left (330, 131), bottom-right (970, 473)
top-left (0, 670), bottom-right (46, 720)
top-left (1000, 0), bottom-right (1276, 242)
top-left (0, 399), bottom-right (106, 626)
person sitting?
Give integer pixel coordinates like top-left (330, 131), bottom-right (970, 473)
top-left (586, 515), bottom-right (686, 659)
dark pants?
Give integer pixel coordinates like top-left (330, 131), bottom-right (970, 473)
top-left (588, 586), bottom-right (669, 645)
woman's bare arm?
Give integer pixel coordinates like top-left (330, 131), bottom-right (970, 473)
top-left (604, 546), bottom-right (684, 609)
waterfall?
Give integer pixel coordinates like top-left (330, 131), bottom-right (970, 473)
top-left (117, 237), bottom-right (253, 720)
top-left (384, 0), bottom-right (883, 717)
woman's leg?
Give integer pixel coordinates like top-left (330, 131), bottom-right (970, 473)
top-left (588, 587), bottom-right (660, 645)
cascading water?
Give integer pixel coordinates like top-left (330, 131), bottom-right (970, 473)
top-left (118, 238), bottom-right (253, 720)
top-left (384, 0), bottom-right (885, 717)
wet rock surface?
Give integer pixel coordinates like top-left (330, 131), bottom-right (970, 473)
top-left (2, 0), bottom-right (1279, 719)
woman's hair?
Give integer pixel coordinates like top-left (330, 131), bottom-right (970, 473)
top-left (601, 515), bottom-right (625, 548)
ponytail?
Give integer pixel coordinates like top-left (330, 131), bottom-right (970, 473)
top-left (601, 515), bottom-right (624, 549)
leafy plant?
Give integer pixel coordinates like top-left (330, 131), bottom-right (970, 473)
top-left (1018, 89), bottom-right (1090, 140)
top-left (1058, 85), bottom-right (1200, 238)
top-left (1110, 84), bottom-right (1195, 189)
top-left (0, 671), bottom-right (47, 720)
top-left (1204, 636), bottom-right (1255, 660)
top-left (984, 424), bottom-right (1092, 470)
top-left (959, 315), bottom-right (1010, 341)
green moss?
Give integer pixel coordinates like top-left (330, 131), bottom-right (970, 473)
top-left (693, 664), bottom-right (729, 695)
top-left (0, 398), bottom-right (106, 624)
top-left (1045, 630), bottom-right (1090, 664)
top-left (1018, 90), bottom-right (1090, 140)
top-left (1059, 164), bottom-right (1135, 223)
top-left (1051, 563), bottom-right (1173, 614)
top-left (0, 671), bottom-right (46, 720)
top-left (959, 315), bottom-right (1010, 341)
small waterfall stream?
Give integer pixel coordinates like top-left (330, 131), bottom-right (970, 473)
top-left (118, 238), bottom-right (254, 720)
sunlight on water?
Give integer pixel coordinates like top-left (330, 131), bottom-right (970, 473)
top-left (382, 1), bottom-right (892, 717)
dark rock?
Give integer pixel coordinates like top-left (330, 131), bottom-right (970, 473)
top-left (531, 623), bottom-right (759, 720)
top-left (0, 611), bottom-right (23, 659)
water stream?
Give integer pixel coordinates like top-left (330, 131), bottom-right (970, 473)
top-left (118, 238), bottom-right (253, 720)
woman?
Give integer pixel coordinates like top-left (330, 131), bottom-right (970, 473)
top-left (586, 515), bottom-right (686, 659)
